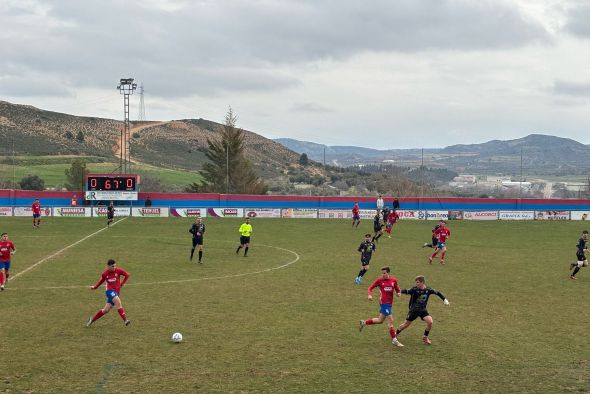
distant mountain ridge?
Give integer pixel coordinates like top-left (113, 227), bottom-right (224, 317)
top-left (275, 134), bottom-right (590, 174)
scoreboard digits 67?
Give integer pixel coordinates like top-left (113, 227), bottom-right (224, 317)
top-left (86, 174), bottom-right (138, 191)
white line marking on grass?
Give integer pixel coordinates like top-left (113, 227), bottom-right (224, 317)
top-left (9, 218), bottom-right (128, 282)
top-left (8, 242), bottom-right (299, 290)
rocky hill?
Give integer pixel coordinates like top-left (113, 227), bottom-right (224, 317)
top-left (0, 101), bottom-right (300, 179)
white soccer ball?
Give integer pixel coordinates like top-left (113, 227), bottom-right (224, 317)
top-left (171, 332), bottom-right (183, 343)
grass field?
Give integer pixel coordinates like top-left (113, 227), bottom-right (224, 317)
top-left (1, 218), bottom-right (589, 393)
top-left (0, 159), bottom-right (201, 189)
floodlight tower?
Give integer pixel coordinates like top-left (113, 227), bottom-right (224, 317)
top-left (116, 78), bottom-right (137, 174)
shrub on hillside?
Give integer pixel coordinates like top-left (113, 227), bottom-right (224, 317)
top-left (19, 175), bottom-right (45, 191)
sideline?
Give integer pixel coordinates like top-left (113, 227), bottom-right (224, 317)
top-left (7, 242), bottom-right (300, 290)
top-left (9, 218), bottom-right (128, 282)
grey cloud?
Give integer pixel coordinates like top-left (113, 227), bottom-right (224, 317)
top-left (0, 0), bottom-right (549, 98)
top-left (563, 3), bottom-right (590, 37)
top-left (553, 80), bottom-right (590, 97)
top-left (0, 72), bottom-right (73, 97)
top-left (292, 102), bottom-right (334, 113)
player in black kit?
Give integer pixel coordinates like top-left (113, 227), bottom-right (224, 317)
top-left (423, 220), bottom-right (443, 248)
top-left (355, 234), bottom-right (376, 285)
top-left (106, 202), bottom-right (115, 227)
top-left (189, 217), bottom-right (206, 263)
top-left (570, 230), bottom-right (588, 279)
top-left (396, 275), bottom-right (450, 345)
top-left (372, 212), bottom-right (384, 243)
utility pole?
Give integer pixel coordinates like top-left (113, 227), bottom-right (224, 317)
top-left (12, 139), bottom-right (16, 186)
top-left (138, 83), bottom-right (146, 121)
top-left (226, 144), bottom-right (229, 194)
top-left (116, 78), bottom-right (137, 174)
top-left (420, 148), bottom-right (424, 198)
top-left (519, 147), bottom-right (523, 198)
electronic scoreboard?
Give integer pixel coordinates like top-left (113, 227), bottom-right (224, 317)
top-left (85, 174), bottom-right (139, 201)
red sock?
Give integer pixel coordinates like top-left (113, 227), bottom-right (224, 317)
top-left (5, 271), bottom-right (9, 280)
top-left (0, 272), bottom-right (4, 286)
top-left (117, 308), bottom-right (127, 321)
top-left (441, 252), bottom-right (446, 259)
top-left (431, 252), bottom-right (437, 259)
top-left (365, 319), bottom-right (375, 325)
top-left (92, 309), bottom-right (105, 322)
top-left (389, 326), bottom-right (397, 338)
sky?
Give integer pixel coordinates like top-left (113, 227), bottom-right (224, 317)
top-left (2, 0), bottom-right (590, 149)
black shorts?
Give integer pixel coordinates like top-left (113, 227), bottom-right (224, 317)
top-left (107, 213), bottom-right (114, 220)
top-left (576, 251), bottom-right (585, 261)
top-left (431, 237), bottom-right (438, 246)
top-left (361, 256), bottom-right (371, 266)
top-left (406, 309), bottom-right (430, 321)
top-left (193, 236), bottom-right (203, 247)
top-left (240, 236), bottom-right (251, 245)
top-left (374, 225), bottom-right (383, 232)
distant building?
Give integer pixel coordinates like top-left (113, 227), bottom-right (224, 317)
top-left (501, 181), bottom-right (532, 190)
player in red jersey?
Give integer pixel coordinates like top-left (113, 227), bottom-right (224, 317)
top-left (0, 233), bottom-right (16, 291)
top-left (429, 221), bottom-right (451, 265)
top-left (385, 209), bottom-right (400, 238)
top-left (352, 202), bottom-right (361, 228)
top-left (87, 259), bottom-right (131, 326)
top-left (358, 266), bottom-right (404, 347)
top-left (31, 199), bottom-right (41, 228)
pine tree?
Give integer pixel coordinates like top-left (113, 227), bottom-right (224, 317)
top-left (64, 159), bottom-right (88, 191)
top-left (189, 107), bottom-right (266, 194)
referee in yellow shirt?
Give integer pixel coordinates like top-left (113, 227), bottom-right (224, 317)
top-left (236, 218), bottom-right (253, 257)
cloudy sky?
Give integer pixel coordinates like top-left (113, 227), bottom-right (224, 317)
top-left (2, 0), bottom-right (590, 148)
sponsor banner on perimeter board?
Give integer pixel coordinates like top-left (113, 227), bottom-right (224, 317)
top-left (281, 208), bottom-right (318, 218)
top-left (463, 211), bottom-right (499, 220)
top-left (499, 211), bottom-right (535, 220)
top-left (535, 211), bottom-right (570, 220)
top-left (131, 207), bottom-right (170, 217)
top-left (170, 208), bottom-right (207, 217)
top-left (13, 207), bottom-right (52, 217)
top-left (53, 207), bottom-right (92, 217)
top-left (92, 207), bottom-right (131, 217)
top-left (318, 209), bottom-right (352, 219)
top-left (571, 211), bottom-right (590, 221)
top-left (245, 208), bottom-right (282, 218)
top-left (207, 208), bottom-right (244, 217)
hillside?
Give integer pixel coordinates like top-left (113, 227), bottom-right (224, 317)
top-left (0, 101), bottom-right (300, 180)
top-left (276, 134), bottom-right (590, 175)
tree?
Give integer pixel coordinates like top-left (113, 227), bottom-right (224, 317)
top-left (76, 131), bottom-right (85, 142)
top-left (299, 153), bottom-right (309, 166)
top-left (19, 175), bottom-right (45, 191)
top-left (193, 107), bottom-right (267, 194)
top-left (64, 159), bottom-right (88, 191)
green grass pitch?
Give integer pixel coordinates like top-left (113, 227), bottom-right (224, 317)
top-left (0, 217), bottom-right (589, 393)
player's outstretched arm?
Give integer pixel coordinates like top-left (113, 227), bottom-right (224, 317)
top-left (120, 270), bottom-right (130, 287)
top-left (91, 276), bottom-right (105, 290)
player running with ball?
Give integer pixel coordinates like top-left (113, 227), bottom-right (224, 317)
top-left (87, 259), bottom-right (131, 327)
top-left (358, 266), bottom-right (404, 347)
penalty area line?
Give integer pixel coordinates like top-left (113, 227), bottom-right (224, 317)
top-left (8, 242), bottom-right (300, 290)
top-left (9, 218), bottom-right (128, 282)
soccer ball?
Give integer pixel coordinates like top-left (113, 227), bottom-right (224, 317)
top-left (171, 332), bottom-right (183, 343)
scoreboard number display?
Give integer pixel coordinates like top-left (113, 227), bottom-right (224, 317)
top-left (85, 174), bottom-right (139, 201)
